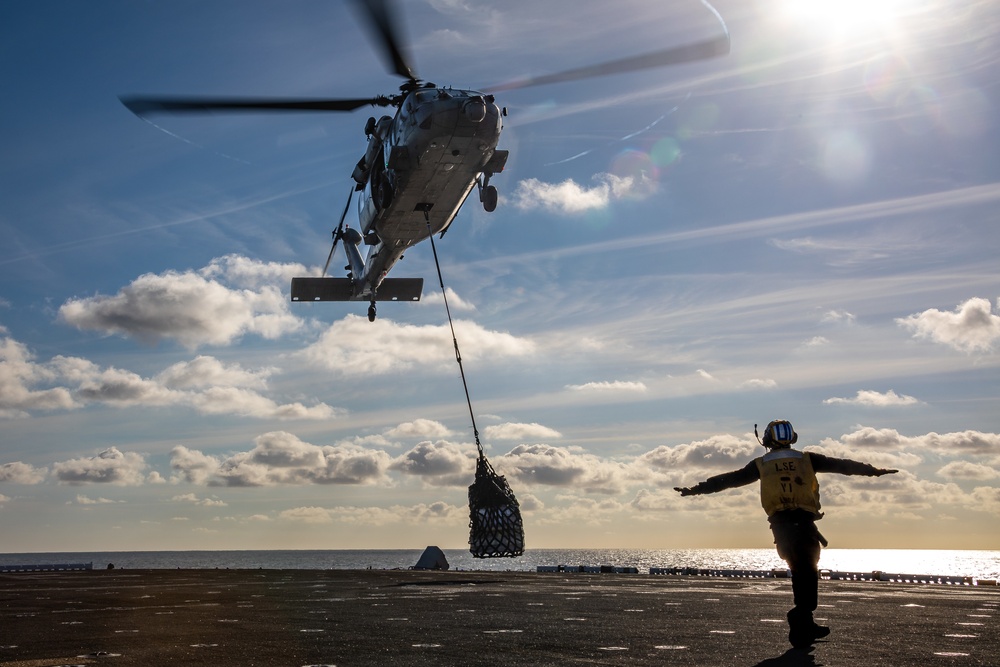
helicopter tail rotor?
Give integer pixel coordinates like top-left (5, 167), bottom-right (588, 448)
top-left (322, 186), bottom-right (355, 277)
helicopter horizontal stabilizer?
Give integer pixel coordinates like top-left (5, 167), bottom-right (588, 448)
top-left (368, 277), bottom-right (423, 301)
top-left (290, 277), bottom-right (423, 302)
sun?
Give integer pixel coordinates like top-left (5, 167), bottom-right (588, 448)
top-left (781, 0), bottom-right (911, 40)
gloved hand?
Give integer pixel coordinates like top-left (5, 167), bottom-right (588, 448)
top-left (674, 487), bottom-right (694, 496)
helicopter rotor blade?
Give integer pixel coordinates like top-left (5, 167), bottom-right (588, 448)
top-left (322, 186), bottom-right (355, 277)
top-left (350, 0), bottom-right (416, 82)
top-left (484, 33), bottom-right (730, 93)
top-left (321, 236), bottom-right (339, 279)
top-left (120, 95), bottom-right (393, 117)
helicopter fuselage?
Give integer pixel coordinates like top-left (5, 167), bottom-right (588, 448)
top-left (122, 0), bottom-right (730, 322)
top-left (341, 87), bottom-right (508, 302)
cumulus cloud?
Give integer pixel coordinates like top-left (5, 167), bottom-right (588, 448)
top-left (821, 310), bottom-right (856, 324)
top-left (74, 494), bottom-right (120, 505)
top-left (827, 426), bottom-right (912, 450)
top-left (76, 361), bottom-right (338, 420)
top-left (810, 427), bottom-right (1000, 475)
top-left (820, 427), bottom-right (1000, 457)
top-left (565, 380), bottom-right (647, 393)
top-left (171, 492), bottom-right (228, 507)
top-left (525, 495), bottom-right (632, 527)
top-left (510, 173), bottom-right (643, 214)
top-left (384, 419), bottom-right (453, 440)
top-left (173, 432), bottom-right (392, 487)
top-left (818, 472), bottom-right (1000, 518)
top-left (279, 502), bottom-right (464, 526)
top-left (631, 484), bottom-right (764, 522)
top-left (810, 440), bottom-right (923, 470)
top-left (483, 422), bottom-right (562, 441)
top-left (0, 335), bottom-right (79, 417)
top-left (1, 331), bottom-right (338, 421)
top-left (421, 288), bottom-right (476, 312)
top-left (200, 254), bottom-right (309, 289)
top-left (516, 492), bottom-right (544, 512)
top-left (363, 501), bottom-right (464, 525)
top-left (740, 378), bottom-right (778, 390)
top-left (302, 315), bottom-right (534, 376)
top-left (157, 356), bottom-right (271, 390)
top-left (919, 430), bottom-right (1000, 455)
top-left (631, 487), bottom-right (696, 513)
top-left (390, 440), bottom-right (475, 485)
top-left (189, 386), bottom-right (342, 420)
top-left (496, 444), bottom-right (630, 494)
top-left (52, 447), bottom-right (148, 486)
top-left (824, 389), bottom-right (921, 407)
top-left (896, 297), bottom-right (1000, 353)
top-left (936, 461), bottom-right (999, 481)
top-left (0, 461), bottom-right (47, 484)
top-left (170, 446), bottom-right (221, 484)
top-left (58, 255), bottom-right (306, 349)
top-left (639, 434), bottom-right (758, 475)
top-left (76, 367), bottom-right (181, 406)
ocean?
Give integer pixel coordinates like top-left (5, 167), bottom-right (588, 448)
top-left (2, 548), bottom-right (998, 580)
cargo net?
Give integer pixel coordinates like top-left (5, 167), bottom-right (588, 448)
top-left (468, 455), bottom-right (525, 558)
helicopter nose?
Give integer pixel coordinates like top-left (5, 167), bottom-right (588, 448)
top-left (463, 97), bottom-right (487, 123)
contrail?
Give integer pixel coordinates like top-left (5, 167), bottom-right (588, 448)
top-left (139, 117), bottom-right (252, 165)
top-left (544, 94), bottom-right (690, 166)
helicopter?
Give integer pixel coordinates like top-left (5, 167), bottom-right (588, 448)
top-left (120, 0), bottom-right (730, 322)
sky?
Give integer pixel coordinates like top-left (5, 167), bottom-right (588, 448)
top-left (1, 0), bottom-right (998, 554)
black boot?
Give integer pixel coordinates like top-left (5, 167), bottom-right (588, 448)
top-left (787, 610), bottom-right (829, 648)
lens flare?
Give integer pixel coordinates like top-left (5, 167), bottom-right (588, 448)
top-left (651, 137), bottom-right (682, 168)
top-left (609, 149), bottom-right (658, 200)
top-left (820, 130), bottom-right (871, 183)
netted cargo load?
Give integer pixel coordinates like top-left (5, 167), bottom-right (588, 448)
top-left (468, 454), bottom-right (524, 558)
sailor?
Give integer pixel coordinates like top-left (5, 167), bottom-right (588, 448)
top-left (674, 420), bottom-right (898, 649)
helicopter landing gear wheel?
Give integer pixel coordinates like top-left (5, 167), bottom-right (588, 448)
top-left (368, 302), bottom-right (377, 322)
top-left (483, 184), bottom-right (498, 212)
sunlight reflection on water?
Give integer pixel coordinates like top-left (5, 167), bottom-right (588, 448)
top-left (2, 548), bottom-right (997, 579)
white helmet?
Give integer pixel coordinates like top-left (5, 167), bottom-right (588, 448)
top-left (762, 420), bottom-right (797, 449)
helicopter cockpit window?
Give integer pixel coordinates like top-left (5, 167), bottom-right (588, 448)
top-left (414, 90), bottom-right (437, 105)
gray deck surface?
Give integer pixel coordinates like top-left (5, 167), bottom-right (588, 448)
top-left (1, 569), bottom-right (997, 666)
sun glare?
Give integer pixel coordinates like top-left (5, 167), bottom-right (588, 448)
top-left (782, 0), bottom-right (910, 39)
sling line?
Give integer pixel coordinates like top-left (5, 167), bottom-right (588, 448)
top-left (425, 219), bottom-right (483, 457)
top-left (424, 217), bottom-right (525, 558)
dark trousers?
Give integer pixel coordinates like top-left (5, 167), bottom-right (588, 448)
top-left (769, 509), bottom-right (823, 630)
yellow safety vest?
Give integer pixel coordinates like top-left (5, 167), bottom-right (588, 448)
top-left (755, 449), bottom-right (821, 516)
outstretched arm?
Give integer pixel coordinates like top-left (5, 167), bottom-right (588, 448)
top-left (809, 452), bottom-right (897, 476)
top-left (675, 460), bottom-right (760, 496)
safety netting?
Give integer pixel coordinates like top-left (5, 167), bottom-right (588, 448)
top-left (468, 454), bottom-right (524, 558)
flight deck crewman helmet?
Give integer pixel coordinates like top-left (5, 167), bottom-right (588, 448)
top-left (762, 420), bottom-right (797, 449)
